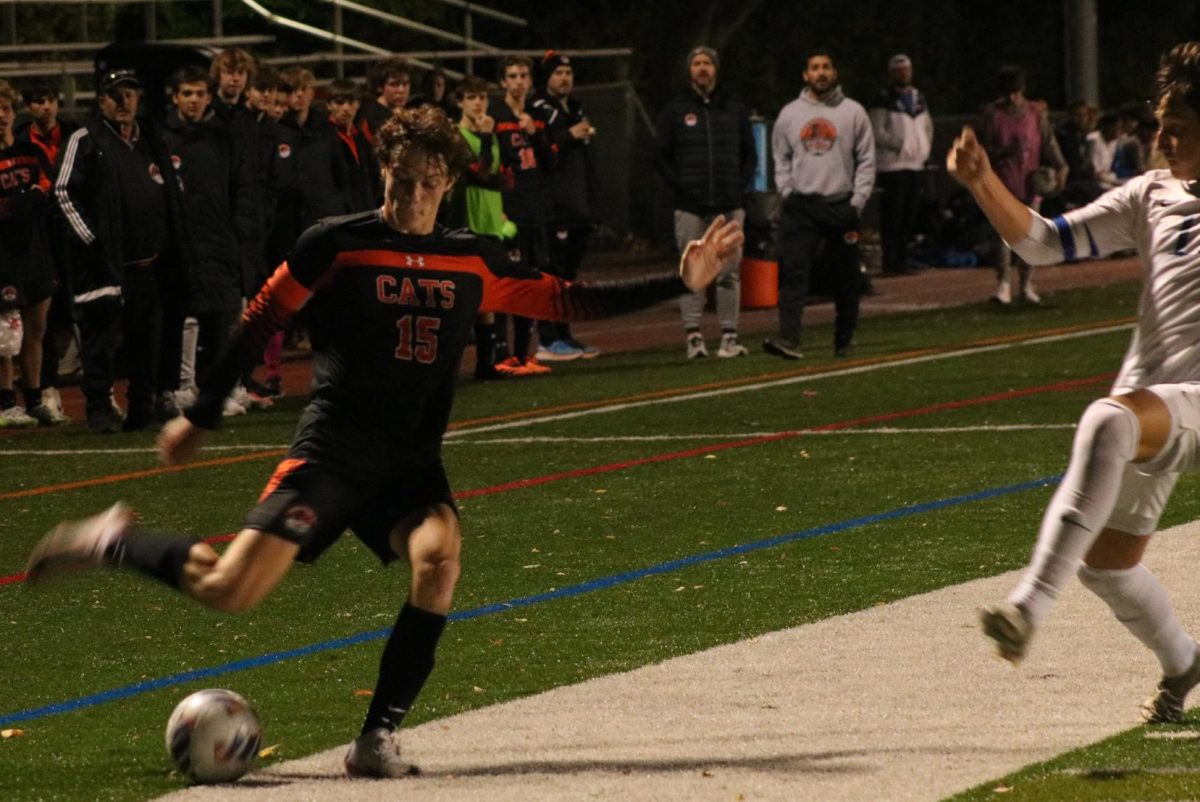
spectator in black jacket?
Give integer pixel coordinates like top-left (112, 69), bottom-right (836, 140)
top-left (163, 65), bottom-right (256, 408)
top-left (654, 46), bottom-right (756, 360)
top-left (55, 69), bottom-right (194, 433)
top-left (534, 50), bottom-right (599, 361)
top-left (327, 78), bottom-right (380, 211)
top-left (358, 57), bottom-right (411, 145)
top-left (17, 79), bottom-right (80, 425)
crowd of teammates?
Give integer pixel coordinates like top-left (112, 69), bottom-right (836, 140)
top-left (0, 46), bottom-right (605, 431)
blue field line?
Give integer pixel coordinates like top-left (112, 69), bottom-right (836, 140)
top-left (0, 473), bottom-right (1059, 727)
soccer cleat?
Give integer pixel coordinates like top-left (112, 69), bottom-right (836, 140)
top-left (565, 337), bottom-right (600, 359)
top-left (686, 332), bottom-right (707, 359)
top-left (762, 338), bottom-right (804, 360)
top-left (1141, 644), bottom-right (1200, 724)
top-left (1021, 284), bottom-right (1042, 305)
top-left (716, 333), bottom-right (748, 358)
top-left (493, 356), bottom-right (525, 376)
top-left (991, 279), bottom-right (1012, 305)
top-left (0, 405), bottom-right (38, 428)
top-left (344, 728), bottom-right (420, 779)
top-left (25, 502), bottom-right (134, 583)
top-left (980, 602), bottom-right (1034, 664)
top-left (222, 395), bottom-right (248, 417)
top-left (535, 340), bottom-right (584, 362)
top-left (38, 388), bottom-right (70, 425)
top-left (520, 356), bottom-right (552, 375)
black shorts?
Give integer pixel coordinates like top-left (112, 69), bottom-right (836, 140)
top-left (244, 457), bottom-right (456, 564)
top-left (0, 275), bottom-right (54, 312)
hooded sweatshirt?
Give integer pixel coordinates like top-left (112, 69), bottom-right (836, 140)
top-left (772, 86), bottom-right (875, 212)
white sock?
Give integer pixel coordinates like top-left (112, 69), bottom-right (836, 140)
top-left (1078, 564), bottom-right (1196, 677)
top-left (1009, 398), bottom-right (1140, 627)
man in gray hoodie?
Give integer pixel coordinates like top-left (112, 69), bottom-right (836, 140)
top-left (768, 48), bottom-right (875, 359)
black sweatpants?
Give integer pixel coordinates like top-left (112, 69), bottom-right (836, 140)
top-left (538, 226), bottom-right (590, 344)
top-left (877, 169), bottom-right (921, 273)
top-left (776, 195), bottom-right (861, 350)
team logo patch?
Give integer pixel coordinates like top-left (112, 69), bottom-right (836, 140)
top-left (277, 143), bottom-right (292, 159)
top-left (843, 230), bottom-right (860, 244)
top-left (799, 117), bottom-right (838, 154)
top-left (170, 154), bottom-right (182, 170)
top-left (683, 113), bottom-right (698, 127)
top-left (1, 285), bottom-right (16, 303)
top-left (507, 247), bottom-right (522, 262)
top-left (282, 504), bottom-right (318, 537)
top-left (148, 163), bottom-right (165, 184)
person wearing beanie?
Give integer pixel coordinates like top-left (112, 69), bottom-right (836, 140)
top-left (654, 45), bottom-right (756, 360)
top-left (532, 50), bottom-right (601, 361)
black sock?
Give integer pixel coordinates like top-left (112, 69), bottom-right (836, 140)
top-left (0, 389), bottom-right (15, 409)
top-left (361, 602), bottom-right (448, 734)
top-left (106, 526), bottom-right (200, 590)
top-left (23, 385), bottom-right (42, 410)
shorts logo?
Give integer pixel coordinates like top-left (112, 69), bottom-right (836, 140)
top-left (170, 154), bottom-right (182, 170)
top-left (277, 143), bottom-right (292, 159)
top-left (683, 113), bottom-right (698, 127)
top-left (1, 285), bottom-right (16, 302)
top-left (843, 230), bottom-right (860, 244)
top-left (283, 504), bottom-right (318, 536)
top-left (148, 163), bottom-right (165, 184)
top-left (556, 229), bottom-right (569, 240)
top-left (799, 117), bottom-right (838, 154)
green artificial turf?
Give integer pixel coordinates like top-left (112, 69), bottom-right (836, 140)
top-left (5, 280), bottom-right (1199, 801)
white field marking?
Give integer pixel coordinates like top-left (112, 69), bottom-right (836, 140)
top-left (444, 322), bottom-right (1133, 437)
top-left (0, 425), bottom-right (1081, 456)
top-left (443, 424), bottom-right (1078, 446)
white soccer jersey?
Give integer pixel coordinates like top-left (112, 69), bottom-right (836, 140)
top-left (1016, 170), bottom-right (1200, 393)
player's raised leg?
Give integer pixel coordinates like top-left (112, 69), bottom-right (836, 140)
top-left (345, 502), bottom-right (460, 779)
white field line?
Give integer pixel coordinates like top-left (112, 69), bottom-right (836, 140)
top-left (443, 323), bottom-right (1132, 437)
top-left (0, 425), bottom-right (1080, 456)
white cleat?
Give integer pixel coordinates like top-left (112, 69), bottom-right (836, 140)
top-left (25, 503), bottom-right (134, 583)
top-left (1141, 643), bottom-right (1200, 724)
top-left (979, 602), bottom-right (1033, 665)
top-left (344, 727), bottom-right (420, 779)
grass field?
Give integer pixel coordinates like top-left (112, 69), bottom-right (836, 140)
top-left (5, 279), bottom-right (1200, 801)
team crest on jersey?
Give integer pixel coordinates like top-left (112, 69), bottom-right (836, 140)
top-left (170, 154), bottom-right (182, 170)
top-left (843, 230), bottom-right (859, 244)
top-left (277, 143), bottom-right (292, 159)
top-left (683, 113), bottom-right (698, 127)
top-left (148, 163), bottom-right (165, 184)
top-left (799, 118), bottom-right (838, 154)
top-left (282, 504), bottom-right (318, 537)
top-left (1, 285), bottom-right (16, 303)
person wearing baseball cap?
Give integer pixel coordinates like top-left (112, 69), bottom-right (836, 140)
top-left (654, 45), bottom-right (756, 360)
top-left (55, 65), bottom-right (194, 432)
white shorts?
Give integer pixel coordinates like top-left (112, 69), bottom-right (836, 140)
top-left (1105, 382), bottom-right (1200, 535)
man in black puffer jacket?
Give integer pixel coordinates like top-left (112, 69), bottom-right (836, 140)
top-left (654, 46), bottom-right (756, 361)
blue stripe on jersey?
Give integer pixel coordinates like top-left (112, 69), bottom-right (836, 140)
top-left (1053, 216), bottom-right (1076, 262)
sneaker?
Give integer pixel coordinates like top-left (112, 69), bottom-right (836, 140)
top-left (238, 382), bottom-right (273, 411)
top-left (1021, 284), bottom-right (1042, 304)
top-left (564, 337), bottom-right (600, 359)
top-left (979, 602), bottom-right (1033, 664)
top-left (762, 338), bottom-right (804, 360)
top-left (1141, 643), bottom-right (1200, 724)
top-left (264, 376), bottom-right (284, 398)
top-left (344, 728), bottom-right (420, 779)
top-left (520, 356), bottom-right (552, 375)
top-left (686, 332), bottom-right (707, 359)
top-left (535, 340), bottom-right (584, 362)
top-left (222, 396), bottom-right (248, 417)
top-left (25, 502), bottom-right (134, 583)
top-left (244, 377), bottom-right (276, 400)
top-left (39, 388), bottom-right (70, 425)
top-left (86, 406), bottom-right (123, 434)
top-left (493, 356), bottom-right (525, 376)
top-left (991, 280), bottom-right (1012, 305)
top-left (109, 393), bottom-right (126, 422)
top-left (0, 405), bottom-right (38, 428)
top-left (28, 404), bottom-right (66, 427)
top-left (717, 333), bottom-right (749, 358)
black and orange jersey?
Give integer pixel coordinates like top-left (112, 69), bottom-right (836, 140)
top-left (0, 141), bottom-right (52, 285)
top-left (187, 210), bottom-right (687, 479)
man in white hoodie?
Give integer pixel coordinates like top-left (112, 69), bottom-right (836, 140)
top-left (768, 47), bottom-right (875, 359)
top-left (869, 54), bottom-right (933, 275)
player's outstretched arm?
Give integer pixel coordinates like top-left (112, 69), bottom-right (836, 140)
top-left (157, 416), bottom-right (212, 466)
top-left (947, 126), bottom-right (1032, 245)
top-left (679, 215), bottom-right (745, 291)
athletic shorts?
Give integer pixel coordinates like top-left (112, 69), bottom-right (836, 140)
top-left (0, 275), bottom-right (54, 313)
top-left (1105, 382), bottom-right (1200, 535)
top-left (244, 457), bottom-right (456, 564)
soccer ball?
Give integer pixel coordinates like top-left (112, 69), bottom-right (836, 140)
top-left (165, 689), bottom-right (263, 784)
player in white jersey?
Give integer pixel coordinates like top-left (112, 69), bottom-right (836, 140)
top-left (949, 41), bottom-right (1200, 724)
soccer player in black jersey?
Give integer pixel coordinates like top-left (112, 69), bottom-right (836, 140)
top-left (26, 106), bottom-right (743, 778)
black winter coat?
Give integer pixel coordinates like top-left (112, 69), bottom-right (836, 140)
top-left (162, 110), bottom-right (255, 314)
top-left (654, 88), bottom-right (756, 215)
top-left (536, 93), bottom-right (596, 228)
